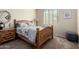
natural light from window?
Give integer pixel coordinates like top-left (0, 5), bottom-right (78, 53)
top-left (43, 9), bottom-right (58, 25)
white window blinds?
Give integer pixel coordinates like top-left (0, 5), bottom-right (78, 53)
top-left (43, 9), bottom-right (58, 25)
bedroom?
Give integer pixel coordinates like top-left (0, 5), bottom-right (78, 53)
top-left (0, 9), bottom-right (78, 49)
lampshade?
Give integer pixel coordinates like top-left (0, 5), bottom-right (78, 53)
top-left (0, 23), bottom-right (4, 30)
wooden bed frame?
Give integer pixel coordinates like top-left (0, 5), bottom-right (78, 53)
top-left (14, 20), bottom-right (53, 48)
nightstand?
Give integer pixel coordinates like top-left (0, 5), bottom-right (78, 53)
top-left (0, 28), bottom-right (16, 44)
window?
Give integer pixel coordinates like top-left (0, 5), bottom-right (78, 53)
top-left (43, 9), bottom-right (58, 25)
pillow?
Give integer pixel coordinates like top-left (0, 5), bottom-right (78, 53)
top-left (20, 23), bottom-right (28, 27)
top-left (28, 22), bottom-right (35, 26)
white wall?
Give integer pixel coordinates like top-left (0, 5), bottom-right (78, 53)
top-left (0, 9), bottom-right (36, 29)
top-left (78, 14), bottom-right (79, 36)
top-left (7, 9), bottom-right (36, 21)
top-left (77, 10), bottom-right (79, 36)
top-left (54, 9), bottom-right (77, 37)
top-left (36, 9), bottom-right (43, 25)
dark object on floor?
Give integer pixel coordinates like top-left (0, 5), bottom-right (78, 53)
top-left (66, 32), bottom-right (78, 43)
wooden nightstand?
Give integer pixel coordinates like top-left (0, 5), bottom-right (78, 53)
top-left (0, 28), bottom-right (16, 44)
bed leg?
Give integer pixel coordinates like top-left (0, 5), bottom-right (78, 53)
top-left (35, 28), bottom-right (40, 49)
top-left (35, 45), bottom-right (40, 49)
top-left (51, 25), bottom-right (53, 39)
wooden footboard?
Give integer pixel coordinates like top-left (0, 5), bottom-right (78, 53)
top-left (35, 25), bottom-right (53, 48)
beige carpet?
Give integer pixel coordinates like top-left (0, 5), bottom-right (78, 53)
top-left (0, 37), bottom-right (78, 49)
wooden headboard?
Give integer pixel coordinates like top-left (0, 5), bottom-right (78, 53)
top-left (14, 19), bottom-right (35, 27)
top-left (15, 19), bottom-right (34, 23)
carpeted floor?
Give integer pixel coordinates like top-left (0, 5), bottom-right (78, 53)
top-left (0, 37), bottom-right (78, 49)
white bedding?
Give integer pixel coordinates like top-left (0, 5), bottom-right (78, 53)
top-left (16, 23), bottom-right (45, 44)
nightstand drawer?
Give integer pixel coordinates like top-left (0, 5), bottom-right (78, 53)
top-left (0, 28), bottom-right (16, 43)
